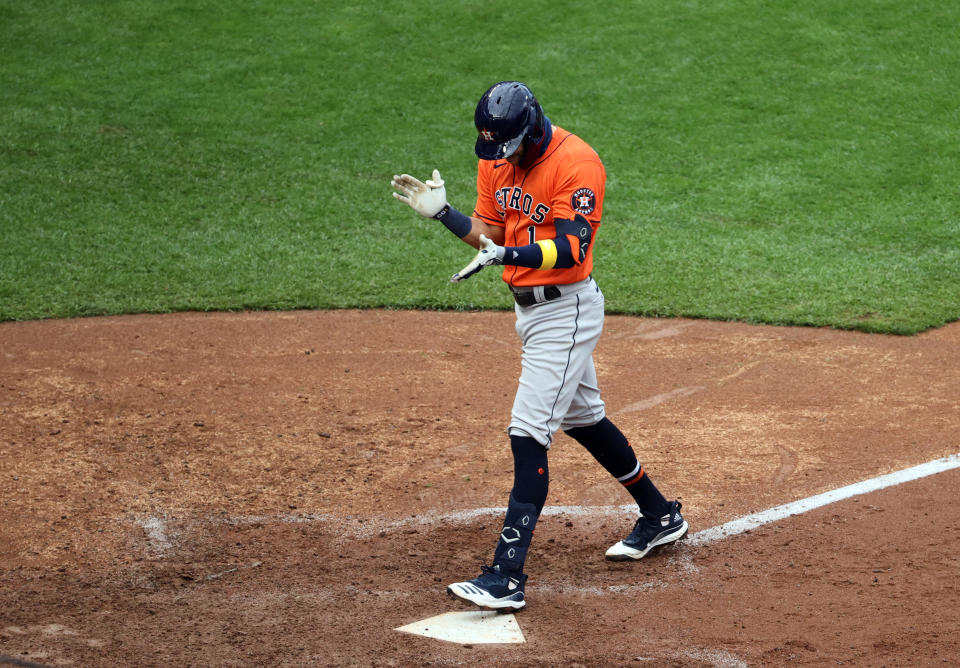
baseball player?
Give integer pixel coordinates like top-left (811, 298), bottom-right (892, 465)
top-left (391, 81), bottom-right (686, 611)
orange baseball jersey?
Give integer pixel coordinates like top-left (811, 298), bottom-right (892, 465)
top-left (473, 126), bottom-right (605, 287)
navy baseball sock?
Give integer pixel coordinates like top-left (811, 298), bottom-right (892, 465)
top-left (565, 418), bottom-right (670, 516)
top-left (509, 434), bottom-right (549, 508)
top-left (491, 435), bottom-right (548, 575)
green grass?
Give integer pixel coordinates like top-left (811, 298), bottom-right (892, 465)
top-left (2, 0), bottom-right (959, 333)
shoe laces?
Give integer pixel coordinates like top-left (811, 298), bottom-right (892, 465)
top-left (474, 564), bottom-right (510, 586)
top-left (474, 564), bottom-right (524, 588)
top-left (628, 513), bottom-right (669, 546)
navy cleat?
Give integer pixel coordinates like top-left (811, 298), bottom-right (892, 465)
top-left (605, 500), bottom-right (688, 561)
top-left (447, 564), bottom-right (527, 611)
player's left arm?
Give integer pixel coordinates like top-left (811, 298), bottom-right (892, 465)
top-left (450, 215), bottom-right (592, 282)
top-left (496, 214), bottom-right (593, 269)
top-left (451, 215), bottom-right (592, 281)
top-left (495, 158), bottom-right (603, 270)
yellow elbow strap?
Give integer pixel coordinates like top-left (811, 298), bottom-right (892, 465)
top-left (536, 239), bottom-right (558, 269)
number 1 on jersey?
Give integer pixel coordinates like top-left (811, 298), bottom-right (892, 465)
top-left (527, 225), bottom-right (535, 245)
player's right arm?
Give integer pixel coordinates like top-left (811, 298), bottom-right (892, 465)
top-left (390, 169), bottom-right (504, 247)
top-left (459, 216), bottom-right (505, 248)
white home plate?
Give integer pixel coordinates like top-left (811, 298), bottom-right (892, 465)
top-left (395, 610), bottom-right (525, 644)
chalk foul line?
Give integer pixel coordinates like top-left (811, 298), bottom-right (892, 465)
top-left (355, 452), bottom-right (960, 544)
top-left (687, 452), bottom-right (960, 547)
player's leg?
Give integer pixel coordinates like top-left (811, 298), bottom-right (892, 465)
top-left (564, 415), bottom-right (669, 513)
top-left (557, 292), bottom-right (686, 560)
top-left (447, 435), bottom-right (546, 610)
top-left (564, 409), bottom-right (687, 560)
top-left (449, 282), bottom-right (601, 610)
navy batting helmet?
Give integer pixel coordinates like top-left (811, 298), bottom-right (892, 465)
top-left (474, 81), bottom-right (546, 160)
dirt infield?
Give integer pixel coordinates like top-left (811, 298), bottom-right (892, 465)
top-left (1, 310), bottom-right (959, 666)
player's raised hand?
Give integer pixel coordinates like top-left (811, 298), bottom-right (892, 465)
top-left (391, 169), bottom-right (447, 218)
top-left (451, 234), bottom-right (505, 283)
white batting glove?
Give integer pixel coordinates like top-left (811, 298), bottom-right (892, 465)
top-left (451, 234), bottom-right (505, 283)
top-left (391, 169), bottom-right (447, 218)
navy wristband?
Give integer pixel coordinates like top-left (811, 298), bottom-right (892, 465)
top-left (434, 204), bottom-right (472, 238)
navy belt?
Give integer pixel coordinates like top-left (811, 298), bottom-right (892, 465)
top-left (511, 285), bottom-right (562, 307)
